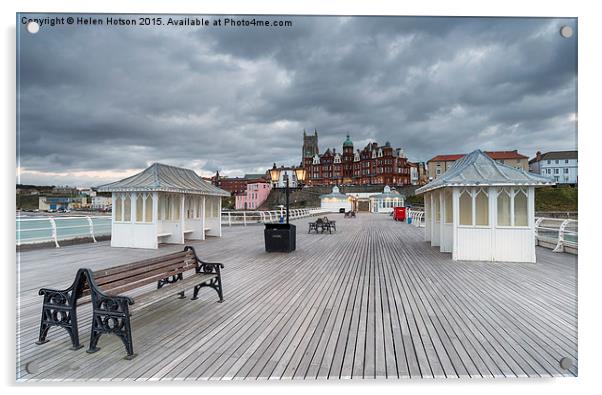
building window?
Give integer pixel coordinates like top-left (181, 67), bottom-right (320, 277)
top-left (564, 168), bottom-right (569, 174)
top-left (144, 193), bottom-right (153, 222)
top-left (554, 168), bottom-right (559, 174)
top-left (555, 160), bottom-right (559, 164)
top-left (444, 189), bottom-right (452, 224)
top-left (497, 188), bottom-right (511, 226)
top-left (459, 190), bottom-right (472, 226)
top-left (434, 192), bottom-right (440, 222)
top-left (565, 159), bottom-right (569, 164)
top-left (123, 193), bottom-right (131, 222)
top-left (136, 194), bottom-right (144, 222)
top-left (514, 189), bottom-right (528, 226)
top-left (547, 160), bottom-right (551, 164)
top-left (496, 187), bottom-right (528, 227)
top-left (115, 194), bottom-right (123, 222)
top-left (475, 189), bottom-right (489, 226)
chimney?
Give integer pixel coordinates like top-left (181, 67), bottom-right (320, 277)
top-left (536, 151), bottom-right (542, 161)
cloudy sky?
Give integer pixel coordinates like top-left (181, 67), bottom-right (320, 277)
top-left (17, 15), bottom-right (577, 187)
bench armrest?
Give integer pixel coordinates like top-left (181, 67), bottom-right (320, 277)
top-left (38, 268), bottom-right (90, 306)
top-left (183, 245), bottom-right (224, 274)
top-left (81, 267), bottom-right (135, 307)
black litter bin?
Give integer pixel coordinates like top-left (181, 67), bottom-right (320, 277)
top-left (264, 223), bottom-right (296, 252)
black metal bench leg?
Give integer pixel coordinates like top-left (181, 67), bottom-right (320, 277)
top-left (191, 277), bottom-right (224, 303)
top-left (36, 289), bottom-right (83, 350)
top-left (86, 287), bottom-right (136, 359)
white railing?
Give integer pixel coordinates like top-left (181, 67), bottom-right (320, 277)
top-left (402, 211), bottom-right (578, 253)
top-left (16, 215), bottom-right (112, 248)
top-left (221, 208), bottom-right (331, 227)
top-left (535, 217), bottom-right (578, 253)
top-left (16, 209), bottom-right (332, 248)
top-left (407, 209), bottom-right (425, 227)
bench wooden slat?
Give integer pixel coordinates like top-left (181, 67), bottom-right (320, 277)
top-left (102, 264), bottom-right (198, 296)
top-left (129, 273), bottom-right (217, 313)
top-left (93, 251), bottom-right (191, 279)
top-left (93, 255), bottom-right (195, 286)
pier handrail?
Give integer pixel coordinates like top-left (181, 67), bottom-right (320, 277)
top-left (535, 217), bottom-right (578, 253)
top-left (221, 208), bottom-right (330, 227)
top-left (17, 215), bottom-right (112, 247)
top-left (407, 209), bottom-right (425, 227)
top-left (404, 210), bottom-right (577, 253)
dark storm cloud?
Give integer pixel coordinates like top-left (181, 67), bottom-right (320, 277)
top-left (17, 15), bottom-right (577, 185)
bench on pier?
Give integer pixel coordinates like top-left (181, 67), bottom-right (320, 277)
top-left (35, 246), bottom-right (224, 359)
top-left (308, 217), bottom-right (336, 234)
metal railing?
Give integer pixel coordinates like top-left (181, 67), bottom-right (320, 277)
top-left (535, 217), bottom-right (578, 253)
top-left (403, 210), bottom-right (578, 253)
top-left (407, 209), bottom-right (425, 227)
top-left (221, 208), bottom-right (331, 227)
top-left (16, 208), bottom-right (333, 247)
top-left (16, 216), bottom-right (112, 247)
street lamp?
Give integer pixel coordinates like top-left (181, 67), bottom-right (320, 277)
top-left (293, 166), bottom-right (306, 186)
top-left (264, 164), bottom-right (307, 253)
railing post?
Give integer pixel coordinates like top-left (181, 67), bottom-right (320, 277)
top-left (243, 212), bottom-right (247, 226)
top-left (534, 217), bottom-right (544, 246)
top-left (86, 216), bottom-right (97, 243)
top-left (553, 219), bottom-right (569, 253)
top-left (48, 217), bottom-right (60, 248)
top-left (228, 212), bottom-right (232, 227)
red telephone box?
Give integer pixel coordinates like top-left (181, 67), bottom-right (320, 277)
top-left (393, 206), bottom-right (406, 221)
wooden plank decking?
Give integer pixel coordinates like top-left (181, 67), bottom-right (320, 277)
top-left (16, 213), bottom-right (578, 381)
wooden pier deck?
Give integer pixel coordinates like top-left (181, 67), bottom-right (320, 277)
top-left (16, 213), bottom-right (578, 381)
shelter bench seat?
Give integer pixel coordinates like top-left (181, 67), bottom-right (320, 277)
top-left (156, 232), bottom-right (172, 238)
top-left (35, 246), bottom-right (224, 359)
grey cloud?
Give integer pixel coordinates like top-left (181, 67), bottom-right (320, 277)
top-left (17, 14), bottom-right (577, 185)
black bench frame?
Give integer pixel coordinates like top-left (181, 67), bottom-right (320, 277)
top-left (35, 246), bottom-right (224, 359)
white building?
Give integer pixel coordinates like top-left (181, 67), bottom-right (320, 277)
top-left (320, 186), bottom-right (353, 212)
top-left (91, 195), bottom-right (112, 210)
top-left (97, 163), bottom-right (230, 249)
top-left (369, 186), bottom-right (405, 214)
top-left (529, 151), bottom-right (578, 184)
top-left (416, 150), bottom-right (554, 263)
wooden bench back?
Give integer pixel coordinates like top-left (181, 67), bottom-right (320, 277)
top-left (83, 250), bottom-right (197, 297)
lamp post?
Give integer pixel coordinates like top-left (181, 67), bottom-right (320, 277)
top-left (263, 164), bottom-right (307, 253)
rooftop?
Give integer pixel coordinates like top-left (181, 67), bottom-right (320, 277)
top-left (17, 214), bottom-right (576, 380)
top-left (428, 150), bottom-right (528, 163)
top-left (417, 149), bottom-right (554, 194)
top-left (530, 150), bottom-right (578, 163)
top-left (97, 163), bottom-right (229, 196)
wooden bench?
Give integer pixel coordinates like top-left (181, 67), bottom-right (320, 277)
top-left (35, 246), bottom-right (224, 359)
top-left (323, 217), bottom-right (336, 233)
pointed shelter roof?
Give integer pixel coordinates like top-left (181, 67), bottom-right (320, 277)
top-left (319, 186), bottom-right (348, 200)
top-left (97, 163), bottom-right (230, 196)
top-left (371, 185), bottom-right (405, 200)
top-left (416, 149), bottom-right (555, 195)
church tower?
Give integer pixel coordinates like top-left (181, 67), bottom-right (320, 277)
top-left (302, 129), bottom-right (319, 158)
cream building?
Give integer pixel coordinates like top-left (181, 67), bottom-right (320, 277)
top-left (427, 150), bottom-right (529, 181)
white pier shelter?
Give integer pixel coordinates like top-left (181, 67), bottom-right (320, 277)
top-left (320, 186), bottom-right (353, 213)
top-left (415, 150), bottom-right (554, 263)
top-left (97, 163), bottom-right (230, 249)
